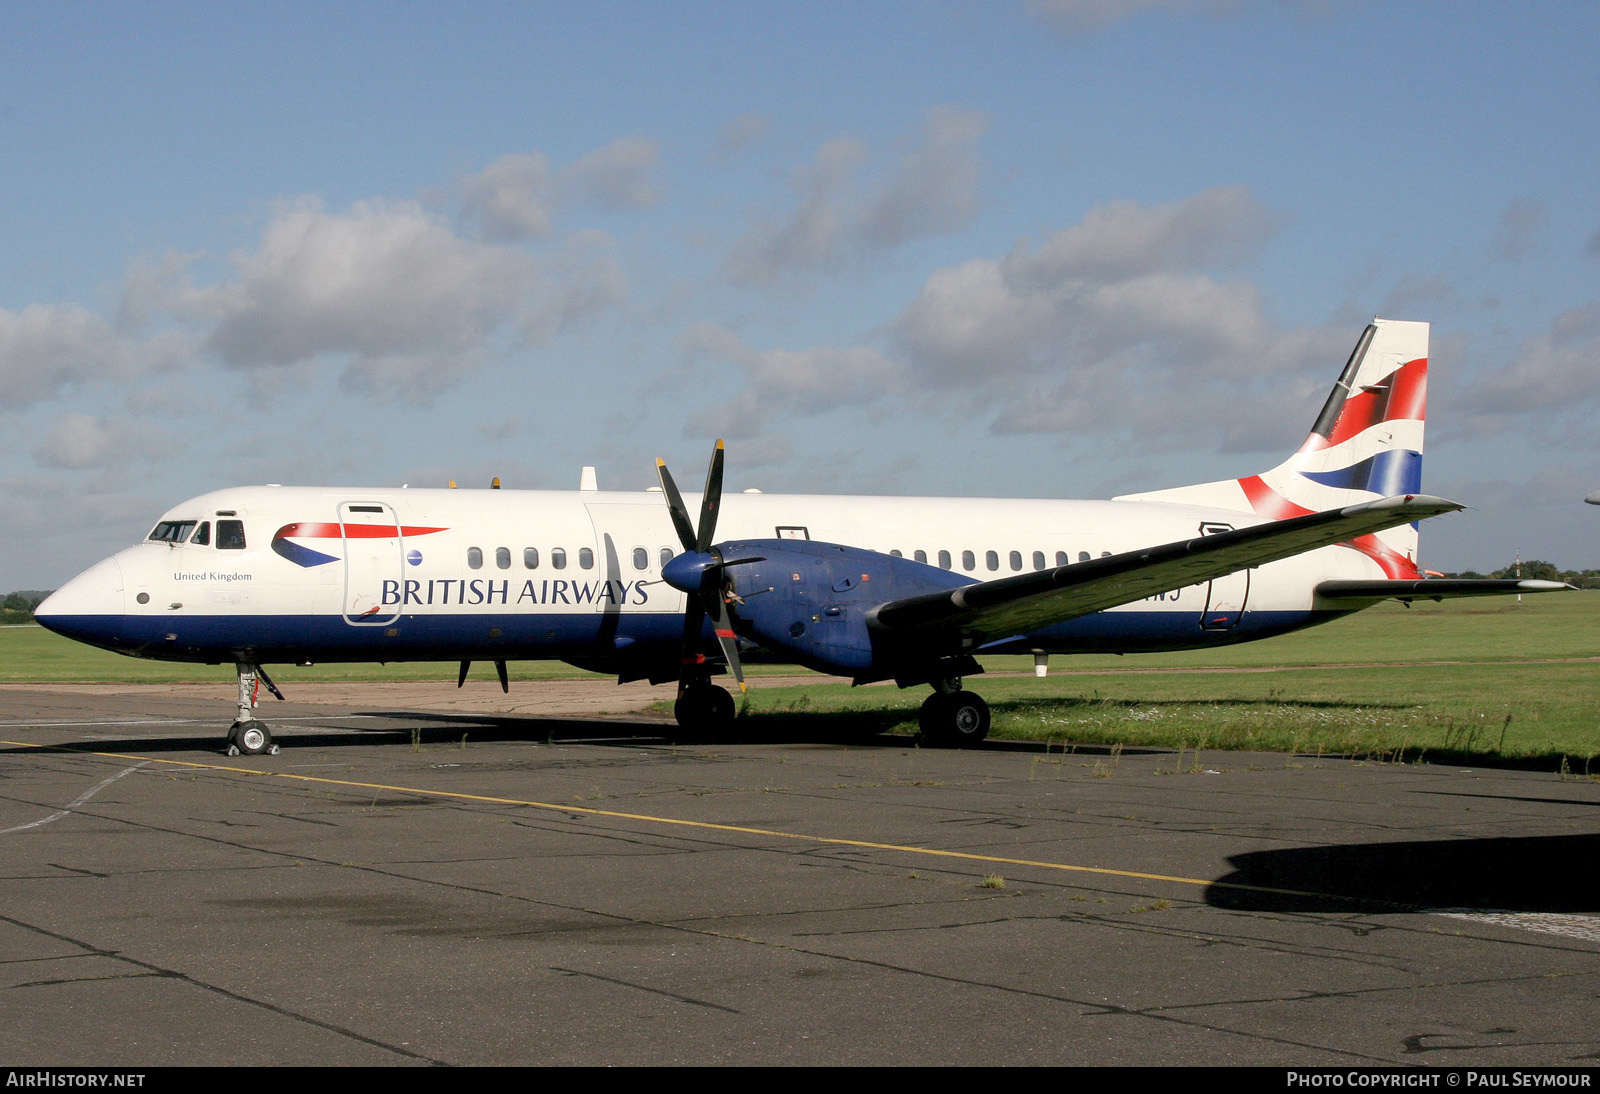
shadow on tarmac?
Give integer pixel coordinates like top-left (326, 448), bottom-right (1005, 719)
top-left (1, 706), bottom-right (1165, 756)
top-left (1207, 833), bottom-right (1600, 913)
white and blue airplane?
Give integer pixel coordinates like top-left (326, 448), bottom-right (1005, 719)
top-left (37, 319), bottom-right (1562, 754)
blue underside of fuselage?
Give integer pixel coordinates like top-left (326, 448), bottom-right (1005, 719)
top-left (38, 608), bottom-right (1350, 670)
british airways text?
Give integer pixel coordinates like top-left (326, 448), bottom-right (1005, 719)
top-left (381, 579), bottom-right (652, 607)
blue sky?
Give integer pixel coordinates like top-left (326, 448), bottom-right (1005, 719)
top-left (3, 0), bottom-right (1597, 589)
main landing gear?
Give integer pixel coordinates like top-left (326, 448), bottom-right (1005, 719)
top-left (227, 661), bottom-right (282, 756)
top-left (918, 677), bottom-right (990, 748)
top-left (673, 677), bottom-right (737, 738)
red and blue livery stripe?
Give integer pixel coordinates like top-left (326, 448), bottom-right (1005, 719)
top-left (271, 522), bottom-right (448, 568)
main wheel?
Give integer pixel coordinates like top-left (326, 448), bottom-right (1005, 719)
top-left (229, 720), bottom-right (274, 756)
top-left (918, 690), bottom-right (990, 748)
top-left (674, 684), bottom-right (737, 737)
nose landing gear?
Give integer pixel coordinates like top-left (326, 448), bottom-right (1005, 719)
top-left (227, 661), bottom-right (282, 756)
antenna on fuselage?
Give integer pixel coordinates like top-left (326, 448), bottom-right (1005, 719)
top-left (457, 660), bottom-right (509, 693)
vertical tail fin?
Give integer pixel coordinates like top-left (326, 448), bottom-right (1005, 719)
top-left (1116, 318), bottom-right (1429, 578)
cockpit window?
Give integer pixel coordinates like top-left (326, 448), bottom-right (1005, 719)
top-left (191, 522), bottom-right (211, 547)
top-left (217, 520), bottom-right (246, 550)
top-left (148, 520), bottom-right (197, 543)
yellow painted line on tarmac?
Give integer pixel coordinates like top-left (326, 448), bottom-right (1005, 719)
top-left (2, 739), bottom-right (1328, 900)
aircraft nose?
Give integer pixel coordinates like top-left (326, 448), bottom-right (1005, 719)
top-left (35, 556), bottom-right (126, 648)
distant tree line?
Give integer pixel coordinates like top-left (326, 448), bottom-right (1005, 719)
top-left (1442, 562), bottom-right (1600, 589)
top-left (2, 590), bottom-right (53, 623)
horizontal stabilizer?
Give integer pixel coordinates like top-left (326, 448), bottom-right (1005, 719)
top-left (1316, 578), bottom-right (1574, 603)
top-left (871, 494), bottom-right (1464, 648)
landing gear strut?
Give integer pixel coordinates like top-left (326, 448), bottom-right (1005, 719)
top-left (227, 661), bottom-right (281, 756)
top-left (918, 677), bottom-right (990, 748)
top-left (673, 678), bottom-right (737, 738)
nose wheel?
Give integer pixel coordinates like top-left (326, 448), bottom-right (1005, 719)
top-left (228, 719), bottom-right (277, 757)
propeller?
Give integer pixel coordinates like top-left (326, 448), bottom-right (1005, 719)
top-left (655, 440), bottom-right (762, 699)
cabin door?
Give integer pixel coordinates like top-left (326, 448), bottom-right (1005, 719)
top-left (584, 502), bottom-right (687, 615)
top-left (340, 501), bottom-right (404, 626)
top-left (1198, 521), bottom-right (1250, 631)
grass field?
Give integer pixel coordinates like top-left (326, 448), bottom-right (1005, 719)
top-left (748, 592), bottom-right (1600, 767)
top-left (5, 591), bottom-right (1598, 766)
top-left (0, 626), bottom-right (602, 685)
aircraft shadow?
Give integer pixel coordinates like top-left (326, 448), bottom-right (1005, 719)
top-left (1206, 833), bottom-right (1600, 913)
top-left (2, 706), bottom-right (1163, 756)
top-left (0, 711), bottom-right (909, 755)
top-left (1009, 695), bottom-right (1413, 713)
top-left (0, 718), bottom-right (685, 757)
top-left (352, 709), bottom-right (1123, 752)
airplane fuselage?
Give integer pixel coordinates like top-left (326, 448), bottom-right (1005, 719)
top-left (40, 483), bottom-right (1381, 672)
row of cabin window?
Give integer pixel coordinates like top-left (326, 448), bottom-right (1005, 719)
top-left (887, 548), bottom-right (1109, 571)
top-left (467, 545), bottom-right (677, 572)
top-left (465, 545), bottom-right (1107, 574)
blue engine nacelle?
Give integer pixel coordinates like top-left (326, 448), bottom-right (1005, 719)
top-left (715, 539), bottom-right (975, 683)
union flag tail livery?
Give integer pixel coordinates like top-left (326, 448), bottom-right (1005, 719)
top-left (38, 317), bottom-right (1565, 754)
top-left (1117, 319), bottom-right (1429, 579)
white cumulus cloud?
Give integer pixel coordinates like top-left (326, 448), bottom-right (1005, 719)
top-left (459, 152), bottom-right (556, 242)
top-left (32, 414), bottom-right (133, 470)
top-left (200, 198), bottom-right (533, 373)
top-left (897, 186), bottom-right (1281, 382)
top-left (1461, 302), bottom-right (1600, 429)
top-left (0, 303), bottom-right (133, 409)
top-left (675, 321), bottom-right (906, 449)
top-left (727, 108), bottom-right (988, 285)
top-left (459, 138), bottom-right (660, 243)
top-left (179, 197), bottom-right (624, 403)
top-left (1005, 185), bottom-right (1277, 287)
top-left (890, 185), bottom-right (1349, 453)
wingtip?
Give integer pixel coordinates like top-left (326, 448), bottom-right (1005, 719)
top-left (1519, 579), bottom-right (1576, 592)
top-left (1344, 494), bottom-right (1465, 517)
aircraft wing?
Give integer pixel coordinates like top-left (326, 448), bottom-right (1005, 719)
top-left (869, 495), bottom-right (1463, 649)
top-left (1315, 578), bottom-right (1573, 603)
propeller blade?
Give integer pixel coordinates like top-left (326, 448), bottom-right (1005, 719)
top-left (495, 659), bottom-right (509, 694)
top-left (696, 440), bottom-right (724, 553)
top-left (708, 594), bottom-right (746, 694)
top-left (677, 600), bottom-right (708, 697)
top-left (655, 458), bottom-right (697, 553)
top-left (457, 661), bottom-right (470, 688)
top-left (680, 599), bottom-right (707, 657)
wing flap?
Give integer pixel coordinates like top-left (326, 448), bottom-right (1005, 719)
top-left (870, 495), bottom-right (1463, 647)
